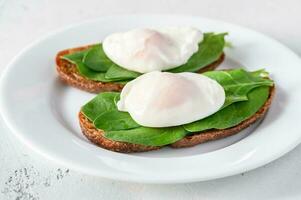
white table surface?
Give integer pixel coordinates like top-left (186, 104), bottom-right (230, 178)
top-left (1, 0), bottom-right (301, 199)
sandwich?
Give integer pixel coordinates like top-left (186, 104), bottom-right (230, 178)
top-left (56, 27), bottom-right (226, 93)
top-left (78, 68), bottom-right (275, 153)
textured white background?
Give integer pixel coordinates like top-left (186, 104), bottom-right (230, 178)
top-left (1, 0), bottom-right (301, 199)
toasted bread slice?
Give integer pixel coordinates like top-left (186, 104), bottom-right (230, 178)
top-left (56, 45), bottom-right (225, 93)
top-left (78, 87), bottom-right (275, 153)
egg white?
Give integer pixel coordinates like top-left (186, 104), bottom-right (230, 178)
top-left (103, 27), bottom-right (203, 73)
top-left (117, 71), bottom-right (225, 127)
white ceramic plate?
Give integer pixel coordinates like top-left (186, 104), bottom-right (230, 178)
top-left (1, 15), bottom-right (301, 184)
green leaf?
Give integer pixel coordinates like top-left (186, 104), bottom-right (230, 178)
top-left (61, 33), bottom-right (227, 82)
top-left (76, 61), bottom-right (112, 82)
top-left (61, 50), bottom-right (88, 63)
top-left (80, 68), bottom-right (274, 146)
top-left (105, 64), bottom-right (141, 81)
top-left (94, 110), bottom-right (140, 131)
top-left (61, 44), bottom-right (100, 64)
top-left (61, 44), bottom-right (139, 82)
top-left (81, 92), bottom-right (120, 121)
top-left (184, 86), bottom-right (270, 132)
top-left (61, 45), bottom-right (113, 82)
top-left (95, 69), bottom-right (272, 134)
top-left (203, 68), bottom-right (273, 107)
top-left (82, 44), bottom-right (113, 72)
top-left (104, 126), bottom-right (187, 146)
top-left (168, 33), bottom-right (227, 73)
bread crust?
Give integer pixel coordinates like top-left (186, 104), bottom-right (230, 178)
top-left (171, 87), bottom-right (275, 148)
top-left (56, 45), bottom-right (225, 93)
top-left (78, 87), bottom-right (275, 153)
top-left (79, 112), bottom-right (161, 153)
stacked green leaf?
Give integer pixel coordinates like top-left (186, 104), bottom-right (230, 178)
top-left (81, 68), bottom-right (274, 146)
top-left (61, 33), bottom-right (227, 83)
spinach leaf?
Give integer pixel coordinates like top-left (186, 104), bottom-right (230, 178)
top-left (81, 69), bottom-right (273, 144)
top-left (105, 64), bottom-right (141, 80)
top-left (61, 33), bottom-right (227, 82)
top-left (168, 33), bottom-right (227, 73)
top-left (94, 110), bottom-right (140, 131)
top-left (81, 92), bottom-right (119, 121)
top-left (184, 86), bottom-right (270, 132)
top-left (82, 44), bottom-right (114, 72)
top-left (61, 47), bottom-right (114, 82)
top-left (61, 44), bottom-right (139, 82)
top-left (101, 33), bottom-right (226, 79)
top-left (61, 44), bottom-right (100, 63)
top-left (61, 50), bottom-right (89, 63)
top-left (76, 61), bottom-right (111, 82)
top-left (104, 126), bottom-right (187, 146)
top-left (102, 85), bottom-right (271, 145)
top-left (203, 68), bottom-right (273, 107)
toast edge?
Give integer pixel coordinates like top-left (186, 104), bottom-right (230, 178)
top-left (79, 86), bottom-right (275, 153)
top-left (56, 45), bottom-right (123, 93)
top-left (79, 112), bottom-right (161, 153)
top-left (56, 45), bottom-right (225, 93)
top-left (171, 86), bottom-right (275, 148)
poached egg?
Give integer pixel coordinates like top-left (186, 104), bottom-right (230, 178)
top-left (117, 71), bottom-right (225, 127)
top-left (103, 27), bottom-right (203, 73)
